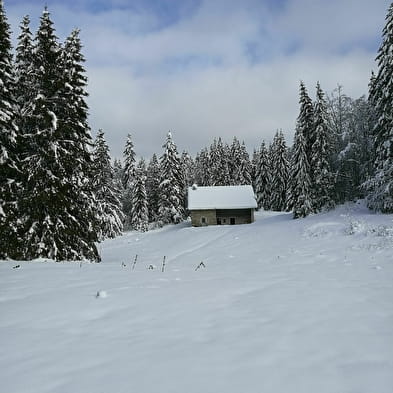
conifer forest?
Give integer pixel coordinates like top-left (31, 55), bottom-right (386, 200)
top-left (1, 2), bottom-right (393, 261)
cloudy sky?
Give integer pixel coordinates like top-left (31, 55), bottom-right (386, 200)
top-left (6, 0), bottom-right (391, 159)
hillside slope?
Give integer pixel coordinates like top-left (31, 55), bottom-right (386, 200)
top-left (1, 202), bottom-right (392, 393)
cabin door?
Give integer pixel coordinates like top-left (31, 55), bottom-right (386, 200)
top-left (230, 218), bottom-right (235, 225)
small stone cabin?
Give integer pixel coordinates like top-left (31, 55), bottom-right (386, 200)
top-left (188, 185), bottom-right (257, 227)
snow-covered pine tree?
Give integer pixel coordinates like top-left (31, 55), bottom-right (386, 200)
top-left (130, 161), bottom-right (149, 232)
top-left (146, 153), bottom-right (161, 222)
top-left (287, 129), bottom-right (313, 218)
top-left (251, 148), bottom-right (258, 191)
top-left (122, 133), bottom-right (136, 188)
top-left (18, 7), bottom-right (63, 259)
top-left (208, 137), bottom-right (229, 186)
top-left (311, 82), bottom-right (335, 211)
top-left (92, 130), bottom-right (124, 240)
top-left (122, 133), bottom-right (136, 227)
top-left (208, 138), bottom-right (219, 185)
top-left (18, 9), bottom-right (100, 260)
top-left (180, 150), bottom-right (194, 211)
top-left (296, 82), bottom-right (315, 165)
top-left (194, 152), bottom-right (202, 185)
top-left (218, 138), bottom-right (231, 186)
top-left (56, 28), bottom-right (101, 259)
top-left (287, 82), bottom-right (314, 215)
top-left (367, 73), bottom-right (378, 162)
top-left (15, 15), bottom-right (34, 132)
top-left (228, 137), bottom-right (242, 184)
top-left (137, 157), bottom-right (147, 174)
top-left (364, 3), bottom-right (393, 212)
top-left (366, 72), bottom-right (377, 178)
top-left (269, 130), bottom-right (289, 211)
top-left (14, 15), bottom-right (35, 235)
top-left (255, 141), bottom-right (271, 210)
top-left (181, 150), bottom-right (195, 187)
top-left (0, 0), bottom-right (20, 259)
top-left (194, 148), bottom-right (210, 186)
top-left (239, 141), bottom-right (252, 185)
top-left (113, 158), bottom-right (124, 190)
top-left (158, 132), bottom-right (185, 224)
top-left (368, 71), bottom-right (377, 107)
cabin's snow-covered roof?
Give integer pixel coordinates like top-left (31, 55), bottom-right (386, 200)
top-left (188, 185), bottom-right (257, 210)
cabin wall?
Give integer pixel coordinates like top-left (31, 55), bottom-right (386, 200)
top-left (216, 209), bottom-right (253, 225)
top-left (190, 210), bottom-right (217, 227)
top-left (190, 209), bottom-right (255, 226)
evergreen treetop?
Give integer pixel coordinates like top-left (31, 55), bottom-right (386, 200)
top-left (123, 133), bottom-right (136, 188)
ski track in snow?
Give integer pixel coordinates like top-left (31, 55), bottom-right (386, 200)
top-left (0, 202), bottom-right (393, 393)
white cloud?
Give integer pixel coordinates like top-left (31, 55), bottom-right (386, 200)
top-left (88, 49), bottom-right (374, 158)
top-left (6, 0), bottom-right (391, 159)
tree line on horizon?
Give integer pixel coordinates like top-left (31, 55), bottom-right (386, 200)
top-left (1, 2), bottom-right (393, 262)
top-left (113, 79), bottom-right (373, 230)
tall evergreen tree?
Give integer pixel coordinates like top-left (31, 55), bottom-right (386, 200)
top-left (365, 3), bottom-right (393, 212)
top-left (251, 148), bottom-right (258, 191)
top-left (287, 83), bottom-right (314, 218)
top-left (17, 9), bottom-right (97, 260)
top-left (269, 130), bottom-right (289, 211)
top-left (0, 0), bottom-right (20, 259)
top-left (113, 158), bottom-right (124, 190)
top-left (15, 15), bottom-right (34, 130)
top-left (311, 82), bottom-right (335, 211)
top-left (20, 14), bottom-right (100, 261)
top-left (368, 71), bottom-right (377, 107)
top-left (181, 150), bottom-right (195, 187)
top-left (92, 130), bottom-right (124, 239)
top-left (122, 133), bottom-right (136, 188)
top-left (57, 28), bottom-right (100, 259)
top-left (287, 130), bottom-right (313, 218)
top-left (130, 161), bottom-right (149, 232)
top-left (299, 81), bottom-right (315, 163)
top-left (19, 8), bottom-right (62, 259)
top-left (255, 141), bottom-right (271, 210)
top-left (239, 141), bottom-right (252, 185)
top-left (146, 153), bottom-right (160, 222)
top-left (180, 150), bottom-right (194, 211)
top-left (194, 148), bottom-right (210, 186)
top-left (208, 137), bottom-right (230, 186)
top-left (208, 138), bottom-right (220, 185)
top-left (158, 132), bottom-right (185, 224)
top-left (229, 137), bottom-right (243, 184)
top-left (137, 157), bottom-right (147, 174)
top-left (122, 133), bottom-right (136, 227)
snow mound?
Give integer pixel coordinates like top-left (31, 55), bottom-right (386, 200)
top-left (303, 221), bottom-right (346, 238)
top-left (346, 219), bottom-right (393, 238)
top-left (345, 219), bottom-right (368, 235)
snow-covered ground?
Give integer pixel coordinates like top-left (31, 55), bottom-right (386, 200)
top-left (1, 201), bottom-right (392, 393)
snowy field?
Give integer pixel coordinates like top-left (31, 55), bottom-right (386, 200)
top-left (1, 202), bottom-right (393, 393)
